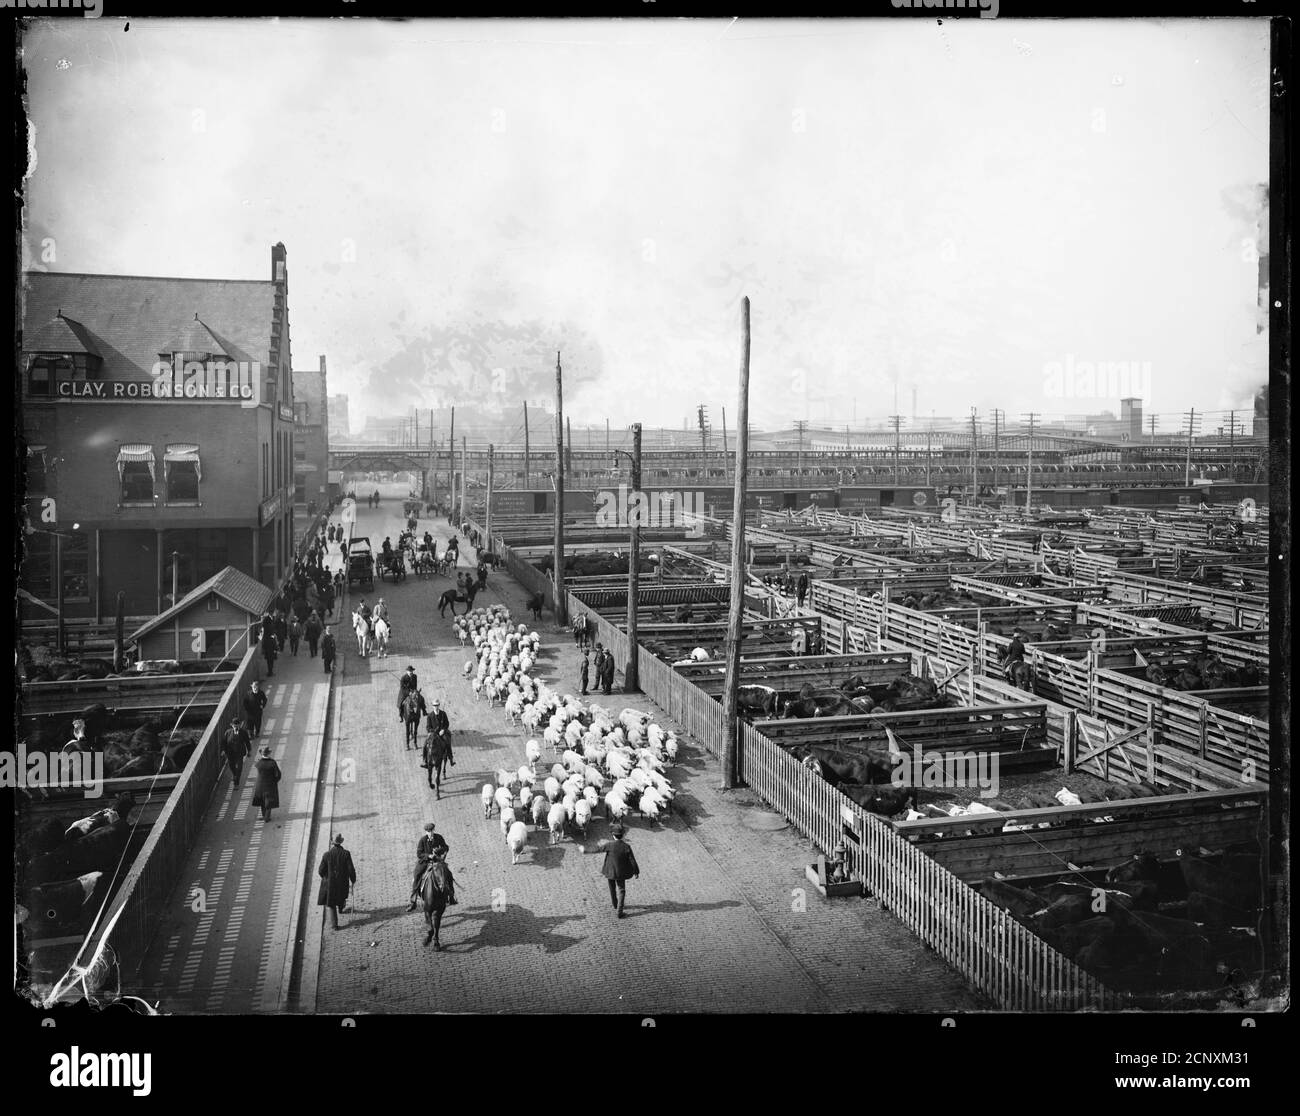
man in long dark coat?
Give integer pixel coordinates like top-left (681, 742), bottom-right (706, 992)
top-left (318, 833), bottom-right (357, 930)
top-left (221, 717), bottom-right (252, 785)
top-left (398, 665), bottom-right (419, 722)
top-left (600, 650), bottom-right (616, 695)
top-left (242, 681), bottom-right (268, 738)
top-left (601, 824), bottom-right (640, 919)
top-left (579, 650), bottom-right (590, 696)
top-left (321, 629), bottom-right (337, 675)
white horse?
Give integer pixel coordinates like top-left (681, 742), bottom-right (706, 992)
top-left (373, 616), bottom-right (391, 657)
top-left (353, 611), bottom-right (372, 657)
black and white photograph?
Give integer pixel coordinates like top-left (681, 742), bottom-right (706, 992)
top-left (9, 8), bottom-right (1288, 1068)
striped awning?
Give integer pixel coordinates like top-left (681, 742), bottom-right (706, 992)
top-left (117, 443), bottom-right (156, 481)
top-left (165, 444), bottom-right (202, 482)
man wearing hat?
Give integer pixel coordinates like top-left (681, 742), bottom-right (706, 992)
top-left (425, 697), bottom-right (453, 763)
top-left (221, 716), bottom-right (252, 786)
top-left (1001, 628), bottom-right (1028, 676)
top-left (397, 665), bottom-right (419, 722)
top-left (242, 680), bottom-right (268, 739)
top-left (251, 745), bottom-right (281, 822)
top-left (318, 833), bottom-right (357, 930)
top-left (600, 824), bottom-right (640, 919)
top-left (406, 821), bottom-right (457, 910)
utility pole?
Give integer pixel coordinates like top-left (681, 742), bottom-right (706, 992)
top-left (566, 416), bottom-right (573, 479)
top-left (722, 297), bottom-right (751, 790)
top-left (889, 414), bottom-right (903, 485)
top-left (721, 406), bottom-right (729, 483)
top-left (486, 443), bottom-right (494, 548)
top-left (523, 400), bottom-right (530, 490)
top-left (697, 403), bottom-right (709, 478)
top-left (925, 429), bottom-right (933, 488)
top-left (991, 408), bottom-right (1003, 503)
top-left (793, 419), bottom-right (807, 474)
top-left (427, 413), bottom-right (434, 504)
top-left (605, 417), bottom-right (610, 453)
top-left (1183, 407), bottom-right (1201, 486)
top-left (1023, 412), bottom-right (1040, 512)
top-left (626, 422), bottom-right (642, 692)
top-left (1225, 410), bottom-right (1239, 478)
top-left (554, 352), bottom-right (567, 625)
top-left (459, 436), bottom-right (467, 525)
top-left (448, 407), bottom-right (455, 516)
top-left (969, 408), bottom-right (979, 505)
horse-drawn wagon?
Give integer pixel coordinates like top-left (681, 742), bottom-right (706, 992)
top-left (348, 536), bottom-right (375, 590)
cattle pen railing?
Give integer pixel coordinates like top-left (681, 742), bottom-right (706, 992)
top-left (75, 644), bottom-right (265, 985)
top-left (559, 583), bottom-right (1115, 1011)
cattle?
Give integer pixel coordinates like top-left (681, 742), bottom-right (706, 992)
top-left (29, 818), bottom-right (129, 885)
top-left (1035, 881), bottom-right (1158, 914)
top-left (736, 685), bottom-right (780, 720)
top-left (792, 744), bottom-right (894, 787)
top-left (836, 782), bottom-right (913, 817)
top-left (1177, 849), bottom-right (1261, 910)
top-left (781, 685), bottom-right (858, 719)
top-left (1049, 916), bottom-right (1117, 958)
top-left (975, 878), bottom-right (1051, 922)
top-left (1030, 894), bottom-right (1091, 932)
top-left (28, 871), bottom-right (106, 926)
top-left (77, 703), bottom-right (112, 749)
top-left (1106, 851), bottom-right (1185, 900)
top-left (1125, 912), bottom-right (1212, 976)
top-left (1187, 891), bottom-right (1256, 928)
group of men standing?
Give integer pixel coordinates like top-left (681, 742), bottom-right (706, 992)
top-left (580, 644), bottom-right (617, 696)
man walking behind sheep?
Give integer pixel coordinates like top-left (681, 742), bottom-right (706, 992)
top-left (601, 824), bottom-right (640, 919)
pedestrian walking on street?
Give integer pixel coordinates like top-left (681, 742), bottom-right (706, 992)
top-left (288, 614), bottom-right (302, 656)
top-left (305, 611), bottom-right (323, 657)
top-left (318, 833), bottom-right (357, 930)
top-left (222, 717), bottom-right (252, 785)
top-left (251, 745), bottom-right (281, 822)
top-left (321, 628), bottom-right (337, 674)
top-left (579, 650), bottom-right (590, 696)
top-left (243, 681), bottom-right (268, 738)
top-left (322, 581), bottom-right (335, 618)
top-left (601, 824), bottom-right (639, 919)
top-left (261, 628), bottom-right (279, 676)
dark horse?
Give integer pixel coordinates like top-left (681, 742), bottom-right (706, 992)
top-left (525, 592), bottom-right (545, 621)
top-left (401, 689), bottom-right (427, 750)
top-left (419, 856), bottom-right (452, 949)
top-left (422, 727), bottom-right (454, 797)
top-left (437, 585), bottom-right (479, 617)
top-left (1004, 660), bottom-right (1034, 690)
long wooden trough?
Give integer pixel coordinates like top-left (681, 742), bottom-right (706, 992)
top-left (891, 788), bottom-right (1267, 884)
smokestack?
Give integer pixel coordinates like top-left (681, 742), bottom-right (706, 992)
top-left (271, 242), bottom-right (287, 283)
top-left (319, 354), bottom-right (326, 375)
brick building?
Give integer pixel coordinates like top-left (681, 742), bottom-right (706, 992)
top-left (19, 243), bottom-right (299, 623)
top-left (293, 356), bottom-right (330, 511)
top-left (328, 393), bottom-right (350, 440)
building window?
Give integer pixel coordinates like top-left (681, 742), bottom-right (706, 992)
top-left (204, 630), bottom-right (227, 659)
top-left (26, 445), bottom-right (47, 493)
top-left (61, 533), bottom-right (90, 601)
top-left (22, 531), bottom-right (53, 598)
top-left (117, 445), bottom-right (156, 503)
top-left (164, 444), bottom-right (202, 503)
top-left (196, 529), bottom-right (228, 582)
top-left (27, 357), bottom-right (62, 397)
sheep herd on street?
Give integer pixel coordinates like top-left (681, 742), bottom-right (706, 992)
top-left (452, 605), bottom-right (682, 867)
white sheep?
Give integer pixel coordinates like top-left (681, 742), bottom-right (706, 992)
top-left (507, 820), bottom-right (528, 864)
top-left (574, 797), bottom-right (593, 837)
top-left (605, 791), bottom-right (629, 821)
top-left (500, 805), bottom-right (516, 837)
top-left (561, 793), bottom-right (577, 824)
top-left (547, 802), bottom-right (567, 845)
top-left (640, 794), bottom-right (662, 824)
top-left (524, 739), bottom-right (541, 768)
top-left (530, 793), bottom-right (548, 829)
top-left (549, 763), bottom-right (567, 784)
top-left (543, 776), bottom-right (562, 803)
top-left (494, 786), bottom-right (514, 816)
top-left (584, 765), bottom-right (604, 789)
top-left (517, 764), bottom-right (534, 788)
top-left (543, 725), bottom-right (562, 751)
top-left (481, 783), bottom-right (495, 818)
top-left (583, 785), bottom-right (601, 809)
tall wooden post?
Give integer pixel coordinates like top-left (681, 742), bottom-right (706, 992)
top-left (448, 407), bottom-right (455, 516)
top-left (554, 353), bottom-right (567, 624)
top-left (721, 406), bottom-right (730, 483)
top-left (722, 297), bottom-right (751, 790)
top-left (486, 443), bottom-right (494, 548)
top-left (626, 422), bottom-right (642, 692)
top-left (523, 400), bottom-right (530, 490)
top-left (459, 436), bottom-right (467, 525)
top-left (566, 416), bottom-right (573, 479)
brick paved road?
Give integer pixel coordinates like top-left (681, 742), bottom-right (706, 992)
top-left (313, 504), bottom-right (984, 1013)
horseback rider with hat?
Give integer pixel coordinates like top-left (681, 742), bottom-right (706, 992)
top-left (425, 697), bottom-right (453, 764)
top-left (407, 821), bottom-right (457, 909)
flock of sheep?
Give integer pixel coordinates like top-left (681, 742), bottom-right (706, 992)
top-left (453, 606), bottom-right (682, 866)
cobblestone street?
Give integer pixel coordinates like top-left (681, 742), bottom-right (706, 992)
top-left (313, 502), bottom-right (983, 1014)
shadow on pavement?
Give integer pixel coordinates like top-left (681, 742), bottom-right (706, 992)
top-left (437, 905), bottom-right (587, 955)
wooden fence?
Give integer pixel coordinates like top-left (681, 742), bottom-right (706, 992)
top-left (560, 582), bottom-right (1113, 1010)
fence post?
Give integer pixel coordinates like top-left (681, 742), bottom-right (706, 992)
top-left (1063, 709), bottom-right (1076, 772)
top-left (1145, 702), bottom-right (1157, 782)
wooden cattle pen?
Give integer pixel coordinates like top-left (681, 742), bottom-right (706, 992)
top-left (494, 488), bottom-right (1277, 1009)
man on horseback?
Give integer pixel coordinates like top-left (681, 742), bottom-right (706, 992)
top-left (999, 628), bottom-right (1031, 686)
top-left (426, 698), bottom-right (453, 764)
top-left (407, 821), bottom-right (457, 910)
top-left (397, 664), bottom-right (419, 718)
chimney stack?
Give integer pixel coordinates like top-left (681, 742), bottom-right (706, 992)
top-left (319, 354), bottom-right (326, 375)
top-left (272, 242), bottom-right (287, 283)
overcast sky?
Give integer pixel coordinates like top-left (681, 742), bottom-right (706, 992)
top-left (22, 18), bottom-right (1269, 435)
